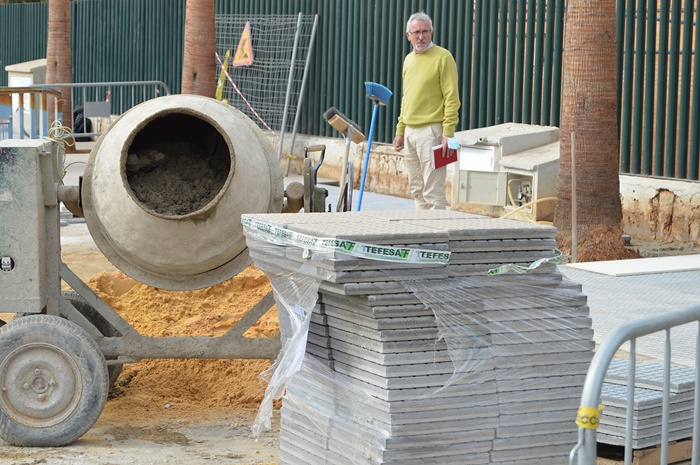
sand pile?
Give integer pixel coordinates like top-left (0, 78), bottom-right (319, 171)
top-left (86, 265), bottom-right (279, 421)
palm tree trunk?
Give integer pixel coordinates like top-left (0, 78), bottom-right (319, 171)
top-left (46, 0), bottom-right (72, 133)
top-left (554, 0), bottom-right (634, 261)
top-left (181, 0), bottom-right (216, 97)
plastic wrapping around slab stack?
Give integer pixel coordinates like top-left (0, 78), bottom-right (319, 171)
top-left (598, 359), bottom-right (696, 449)
top-left (242, 210), bottom-right (594, 465)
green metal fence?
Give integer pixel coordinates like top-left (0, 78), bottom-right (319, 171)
top-left (0, 0), bottom-right (697, 181)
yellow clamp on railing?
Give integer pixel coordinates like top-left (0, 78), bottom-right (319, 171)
top-left (576, 404), bottom-right (604, 429)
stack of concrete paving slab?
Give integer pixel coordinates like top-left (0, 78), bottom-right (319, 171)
top-left (242, 210), bottom-right (594, 465)
top-left (598, 359), bottom-right (696, 449)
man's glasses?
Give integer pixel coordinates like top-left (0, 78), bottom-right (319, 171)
top-left (408, 29), bottom-right (432, 37)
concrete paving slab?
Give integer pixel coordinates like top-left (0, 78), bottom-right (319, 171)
top-left (567, 254), bottom-right (700, 276)
top-left (287, 373), bottom-right (500, 414)
top-left (605, 358), bottom-right (696, 393)
top-left (331, 359), bottom-right (494, 390)
top-left (448, 237), bottom-right (557, 252)
top-left (596, 427), bottom-right (695, 449)
top-left (328, 338), bottom-right (454, 365)
top-left (489, 442), bottom-right (574, 461)
top-left (601, 382), bottom-right (695, 409)
top-left (329, 351), bottom-right (457, 377)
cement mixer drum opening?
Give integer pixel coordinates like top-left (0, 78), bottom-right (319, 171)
top-left (125, 113), bottom-right (232, 217)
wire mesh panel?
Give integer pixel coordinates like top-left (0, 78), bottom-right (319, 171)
top-left (215, 14), bottom-right (316, 142)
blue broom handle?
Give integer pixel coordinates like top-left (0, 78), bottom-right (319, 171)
top-left (357, 103), bottom-right (379, 211)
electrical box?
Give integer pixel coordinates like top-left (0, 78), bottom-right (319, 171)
top-left (452, 123), bottom-right (560, 222)
top-left (0, 140), bottom-right (50, 313)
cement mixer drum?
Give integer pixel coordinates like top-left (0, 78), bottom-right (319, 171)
top-left (81, 95), bottom-right (283, 290)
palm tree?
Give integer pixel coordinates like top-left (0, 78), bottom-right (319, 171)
top-left (181, 0), bottom-right (216, 97)
top-left (46, 0), bottom-right (72, 133)
top-left (554, 0), bottom-right (636, 261)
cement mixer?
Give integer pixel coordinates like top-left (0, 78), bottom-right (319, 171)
top-left (0, 95), bottom-right (304, 447)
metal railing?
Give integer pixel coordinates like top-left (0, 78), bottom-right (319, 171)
top-left (570, 303), bottom-right (700, 465)
top-left (0, 87), bottom-right (62, 140)
top-left (0, 81), bottom-right (170, 141)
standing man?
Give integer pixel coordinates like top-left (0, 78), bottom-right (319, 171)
top-left (393, 11), bottom-right (460, 210)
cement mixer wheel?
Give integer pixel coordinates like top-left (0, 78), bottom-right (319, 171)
top-left (15, 292), bottom-right (123, 388)
top-left (0, 315), bottom-right (109, 446)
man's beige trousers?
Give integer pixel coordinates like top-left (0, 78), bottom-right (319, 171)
top-left (404, 123), bottom-right (447, 210)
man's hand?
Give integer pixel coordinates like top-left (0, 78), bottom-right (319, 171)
top-left (441, 136), bottom-right (449, 157)
top-left (393, 135), bottom-right (404, 152)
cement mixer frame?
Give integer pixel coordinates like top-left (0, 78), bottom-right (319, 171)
top-left (0, 96), bottom-right (319, 447)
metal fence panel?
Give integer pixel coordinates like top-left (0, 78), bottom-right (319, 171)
top-left (0, 0), bottom-right (697, 181)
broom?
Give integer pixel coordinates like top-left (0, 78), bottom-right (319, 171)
top-left (357, 82), bottom-right (392, 211)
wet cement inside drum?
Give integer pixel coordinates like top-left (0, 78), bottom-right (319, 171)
top-left (125, 115), bottom-right (230, 216)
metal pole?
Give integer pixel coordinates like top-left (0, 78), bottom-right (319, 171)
top-left (284, 14), bottom-right (319, 177)
top-left (277, 13), bottom-right (303, 162)
top-left (571, 131), bottom-right (577, 263)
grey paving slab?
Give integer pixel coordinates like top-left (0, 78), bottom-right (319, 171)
top-left (605, 358), bottom-right (696, 393)
top-left (304, 343), bottom-right (333, 361)
top-left (331, 359), bottom-right (494, 390)
top-left (602, 399), bottom-right (695, 420)
top-left (496, 386), bottom-right (585, 404)
top-left (328, 338), bottom-right (454, 365)
top-left (490, 328), bottom-right (594, 345)
top-left (399, 216), bottom-right (557, 240)
top-left (284, 401), bottom-right (498, 444)
top-left (494, 350), bottom-right (594, 368)
top-left (287, 373), bottom-right (499, 414)
top-left (599, 409), bottom-right (694, 429)
top-left (492, 431), bottom-right (578, 450)
top-left (448, 237), bottom-right (557, 252)
top-left (488, 315), bottom-right (593, 333)
top-left (318, 294), bottom-right (432, 318)
top-left (361, 210), bottom-right (486, 221)
top-left (596, 427), bottom-right (695, 449)
top-left (489, 442), bottom-right (574, 462)
top-left (330, 351), bottom-right (458, 377)
top-left (306, 332), bottom-right (332, 349)
top-left (489, 451), bottom-right (571, 465)
top-left (495, 362), bottom-right (591, 380)
top-left (330, 372), bottom-right (499, 402)
top-left (447, 261), bottom-right (558, 276)
top-left (497, 409), bottom-right (576, 428)
top-left (482, 305), bottom-right (590, 322)
top-left (448, 249), bottom-right (558, 264)
top-left (496, 374), bottom-right (588, 392)
top-left (283, 219), bottom-right (451, 244)
top-left (598, 420), bottom-right (694, 442)
top-left (601, 382), bottom-right (695, 409)
top-left (322, 304), bottom-right (439, 330)
top-left (490, 339), bottom-right (595, 356)
top-left (497, 396), bottom-right (580, 415)
top-left (325, 314), bottom-right (443, 342)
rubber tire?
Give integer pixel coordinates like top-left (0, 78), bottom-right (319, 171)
top-left (15, 292), bottom-right (123, 388)
top-left (61, 291), bottom-right (123, 387)
top-left (0, 315), bottom-right (109, 446)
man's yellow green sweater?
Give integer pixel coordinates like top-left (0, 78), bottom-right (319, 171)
top-left (396, 44), bottom-right (460, 138)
